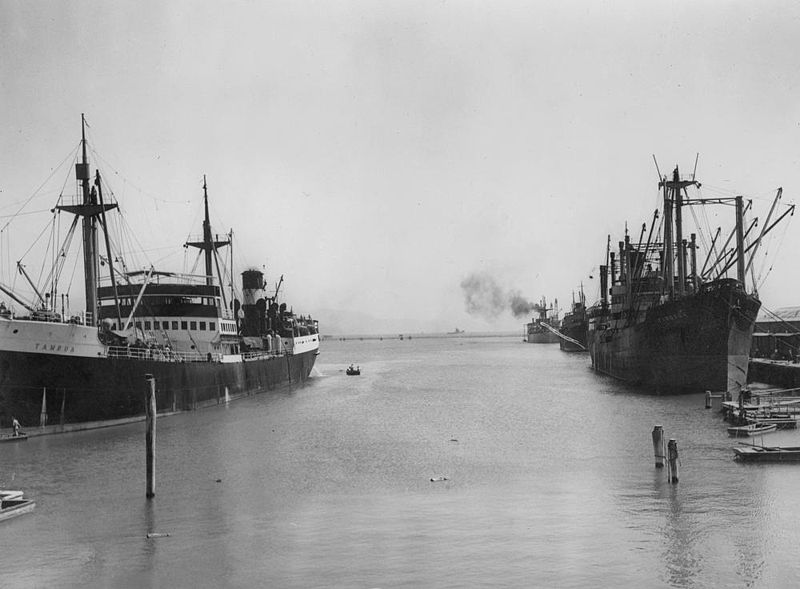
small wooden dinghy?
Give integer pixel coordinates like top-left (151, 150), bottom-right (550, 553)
top-left (727, 423), bottom-right (778, 437)
top-left (0, 433), bottom-right (28, 443)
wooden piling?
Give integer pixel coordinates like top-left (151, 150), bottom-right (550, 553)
top-left (667, 439), bottom-right (679, 484)
top-left (652, 425), bottom-right (665, 468)
top-left (145, 374), bottom-right (156, 498)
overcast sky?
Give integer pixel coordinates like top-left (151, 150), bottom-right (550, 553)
top-left (2, 1), bottom-right (799, 334)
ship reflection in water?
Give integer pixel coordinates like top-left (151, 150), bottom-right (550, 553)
top-left (3, 337), bottom-right (799, 587)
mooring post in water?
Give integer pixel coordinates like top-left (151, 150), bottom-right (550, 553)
top-left (145, 374), bottom-right (156, 498)
top-left (652, 425), bottom-right (665, 468)
top-left (667, 439), bottom-right (679, 484)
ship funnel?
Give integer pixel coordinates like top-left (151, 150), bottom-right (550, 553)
top-left (242, 269), bottom-right (265, 304)
top-left (241, 269), bottom-right (267, 336)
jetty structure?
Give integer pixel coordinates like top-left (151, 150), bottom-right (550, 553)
top-left (0, 115), bottom-right (319, 433)
top-left (587, 163), bottom-right (793, 394)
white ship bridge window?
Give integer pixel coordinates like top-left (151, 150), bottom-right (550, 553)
top-left (181, 321), bottom-right (188, 330)
top-left (199, 322), bottom-right (207, 331)
top-left (172, 321), bottom-right (179, 330)
top-left (190, 321), bottom-right (197, 330)
top-left (144, 321), bottom-right (151, 330)
top-left (210, 322), bottom-right (216, 331)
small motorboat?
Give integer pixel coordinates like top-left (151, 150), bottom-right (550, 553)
top-left (0, 490), bottom-right (35, 522)
top-left (0, 432), bottom-right (28, 443)
top-left (346, 365), bottom-right (361, 376)
top-left (728, 423), bottom-right (778, 437)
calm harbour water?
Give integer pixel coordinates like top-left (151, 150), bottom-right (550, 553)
top-left (1, 335), bottom-right (799, 588)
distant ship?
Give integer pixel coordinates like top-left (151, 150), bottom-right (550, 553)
top-left (587, 165), bottom-right (792, 394)
top-left (559, 287), bottom-right (588, 352)
top-left (0, 116), bottom-right (319, 431)
top-left (525, 297), bottom-right (560, 343)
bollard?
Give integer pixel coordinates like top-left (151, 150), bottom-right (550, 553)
top-left (652, 425), bottom-right (665, 468)
top-left (145, 374), bottom-right (157, 498)
top-left (705, 391), bottom-right (712, 409)
top-left (667, 439), bottom-right (679, 484)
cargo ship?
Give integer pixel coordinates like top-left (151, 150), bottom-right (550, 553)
top-left (587, 165), bottom-right (791, 394)
top-left (559, 288), bottom-right (588, 352)
top-left (0, 116), bottom-right (319, 431)
top-left (524, 297), bottom-right (560, 343)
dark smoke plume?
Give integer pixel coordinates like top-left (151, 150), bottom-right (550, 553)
top-left (460, 272), bottom-right (537, 320)
top-left (460, 272), bottom-right (505, 319)
top-left (508, 290), bottom-right (539, 318)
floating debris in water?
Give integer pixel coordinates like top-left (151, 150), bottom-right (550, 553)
top-left (146, 532), bottom-right (170, 539)
top-left (430, 476), bottom-right (448, 482)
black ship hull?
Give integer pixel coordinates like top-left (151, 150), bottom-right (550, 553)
top-left (559, 316), bottom-right (587, 352)
top-left (588, 280), bottom-right (759, 394)
top-left (0, 349), bottom-right (317, 430)
top-left (526, 329), bottom-right (560, 344)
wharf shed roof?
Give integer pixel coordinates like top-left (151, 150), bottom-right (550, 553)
top-left (756, 306), bottom-right (800, 323)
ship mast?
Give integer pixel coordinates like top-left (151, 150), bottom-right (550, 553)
top-left (185, 176), bottom-right (231, 298)
top-left (661, 166), bottom-right (699, 298)
top-left (674, 168), bottom-right (685, 295)
top-left (202, 177), bottom-right (213, 285)
top-left (55, 114), bottom-right (118, 325)
top-left (661, 173), bottom-right (673, 297)
top-left (735, 196), bottom-right (746, 286)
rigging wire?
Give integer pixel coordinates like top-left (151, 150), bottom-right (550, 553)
top-left (17, 218), bottom-right (56, 268)
top-left (0, 144), bottom-right (78, 233)
top-left (755, 212), bottom-right (792, 290)
top-left (65, 238), bottom-right (81, 308)
top-left (88, 144), bottom-right (192, 206)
